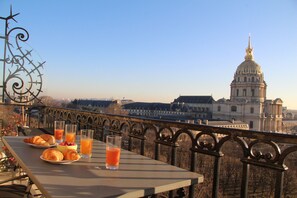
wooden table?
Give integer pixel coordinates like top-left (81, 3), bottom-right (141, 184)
top-left (3, 136), bottom-right (203, 198)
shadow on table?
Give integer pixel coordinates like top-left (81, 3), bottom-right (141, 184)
top-left (45, 183), bottom-right (168, 198)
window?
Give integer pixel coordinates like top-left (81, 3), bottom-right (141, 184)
top-left (251, 89), bottom-right (255, 97)
top-left (250, 107), bottom-right (254, 113)
top-left (249, 121), bottom-right (254, 129)
top-left (252, 77), bottom-right (254, 82)
top-left (244, 77), bottom-right (247, 82)
top-left (243, 89), bottom-right (247, 96)
top-left (218, 106), bottom-right (221, 112)
top-left (236, 89), bottom-right (239, 96)
top-left (231, 106), bottom-right (237, 112)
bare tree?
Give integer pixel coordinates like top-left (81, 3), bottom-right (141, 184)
top-left (104, 100), bottom-right (128, 115)
top-left (36, 96), bottom-right (62, 107)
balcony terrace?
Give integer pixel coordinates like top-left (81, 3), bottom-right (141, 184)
top-left (3, 104), bottom-right (293, 198)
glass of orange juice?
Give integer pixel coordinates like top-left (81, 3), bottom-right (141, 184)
top-left (65, 124), bottom-right (77, 144)
top-left (54, 121), bottom-right (65, 144)
top-left (80, 129), bottom-right (94, 158)
top-left (106, 135), bottom-right (122, 170)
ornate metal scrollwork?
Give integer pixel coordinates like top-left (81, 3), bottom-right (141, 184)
top-left (110, 120), bottom-right (121, 131)
top-left (195, 131), bottom-right (219, 152)
top-left (131, 123), bottom-right (144, 137)
top-left (1, 7), bottom-right (44, 103)
top-left (249, 140), bottom-right (281, 163)
top-left (159, 127), bottom-right (174, 144)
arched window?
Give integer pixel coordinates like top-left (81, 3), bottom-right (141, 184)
top-left (249, 121), bottom-right (254, 129)
top-left (231, 106), bottom-right (237, 112)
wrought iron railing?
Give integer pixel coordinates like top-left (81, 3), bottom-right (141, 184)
top-left (0, 7), bottom-right (44, 104)
top-left (32, 106), bottom-right (297, 198)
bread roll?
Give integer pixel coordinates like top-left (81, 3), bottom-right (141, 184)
top-left (42, 148), bottom-right (64, 161)
top-left (40, 134), bottom-right (56, 145)
top-left (63, 149), bottom-right (80, 160)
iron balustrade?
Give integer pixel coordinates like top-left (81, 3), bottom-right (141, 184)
top-left (31, 106), bottom-right (297, 198)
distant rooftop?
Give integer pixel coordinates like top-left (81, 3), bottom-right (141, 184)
top-left (75, 99), bottom-right (113, 107)
top-left (123, 102), bottom-right (170, 110)
top-left (173, 96), bottom-right (215, 104)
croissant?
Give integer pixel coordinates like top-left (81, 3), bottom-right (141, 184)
top-left (24, 134), bottom-right (55, 146)
top-left (23, 138), bottom-right (30, 143)
top-left (40, 134), bottom-right (56, 145)
top-left (42, 148), bottom-right (64, 161)
top-left (32, 136), bottom-right (46, 145)
top-left (63, 149), bottom-right (80, 160)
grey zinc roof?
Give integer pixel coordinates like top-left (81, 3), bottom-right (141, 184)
top-left (173, 96), bottom-right (215, 104)
top-left (123, 102), bottom-right (171, 110)
top-left (76, 99), bottom-right (113, 107)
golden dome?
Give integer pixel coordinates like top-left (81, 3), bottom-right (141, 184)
top-left (235, 59), bottom-right (262, 75)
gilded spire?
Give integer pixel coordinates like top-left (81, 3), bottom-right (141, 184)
top-left (245, 34), bottom-right (254, 60)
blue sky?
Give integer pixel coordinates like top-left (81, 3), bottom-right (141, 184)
top-left (1, 1), bottom-right (297, 109)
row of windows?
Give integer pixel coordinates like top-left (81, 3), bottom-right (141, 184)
top-left (236, 76), bottom-right (259, 82)
top-left (236, 88), bottom-right (255, 97)
top-left (217, 124), bottom-right (248, 129)
top-left (129, 107), bottom-right (210, 112)
top-left (217, 106), bottom-right (254, 113)
top-left (191, 107), bottom-right (209, 112)
top-left (129, 109), bottom-right (185, 115)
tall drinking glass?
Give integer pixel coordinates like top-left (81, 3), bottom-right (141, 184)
top-left (65, 124), bottom-right (77, 144)
top-left (54, 121), bottom-right (65, 144)
top-left (106, 135), bottom-right (122, 170)
top-left (80, 129), bottom-right (94, 158)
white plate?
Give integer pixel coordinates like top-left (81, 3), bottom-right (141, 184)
top-left (26, 143), bottom-right (56, 149)
top-left (40, 155), bottom-right (80, 164)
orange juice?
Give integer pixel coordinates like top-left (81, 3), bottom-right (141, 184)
top-left (54, 129), bottom-right (64, 141)
top-left (106, 147), bottom-right (121, 166)
top-left (65, 133), bottom-right (76, 143)
top-left (80, 138), bottom-right (93, 155)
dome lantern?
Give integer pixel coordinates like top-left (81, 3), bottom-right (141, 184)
top-left (245, 35), bottom-right (254, 60)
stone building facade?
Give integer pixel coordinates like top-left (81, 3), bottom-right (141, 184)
top-left (212, 37), bottom-right (283, 132)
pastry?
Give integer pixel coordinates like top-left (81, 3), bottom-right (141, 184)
top-left (32, 136), bottom-right (46, 145)
top-left (63, 149), bottom-right (80, 160)
top-left (42, 148), bottom-right (64, 161)
top-left (40, 134), bottom-right (56, 145)
top-left (24, 134), bottom-right (55, 146)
